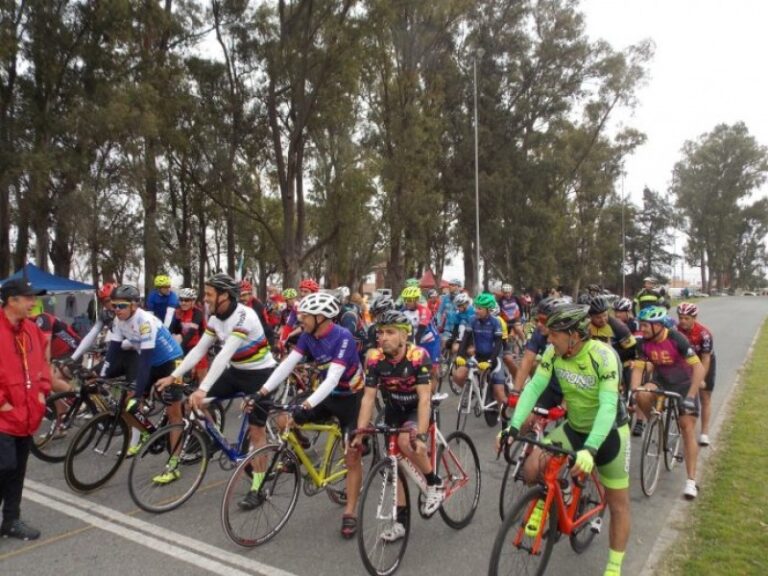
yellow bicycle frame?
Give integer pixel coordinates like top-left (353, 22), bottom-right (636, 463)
top-left (282, 422), bottom-right (347, 488)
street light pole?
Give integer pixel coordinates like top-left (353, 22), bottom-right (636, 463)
top-left (473, 55), bottom-right (481, 295)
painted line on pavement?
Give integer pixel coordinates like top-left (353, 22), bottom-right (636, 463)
top-left (24, 480), bottom-right (301, 576)
top-left (0, 524), bottom-right (93, 562)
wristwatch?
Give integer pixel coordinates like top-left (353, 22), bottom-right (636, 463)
top-left (416, 433), bottom-right (428, 443)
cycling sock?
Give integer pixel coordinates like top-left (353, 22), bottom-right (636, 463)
top-left (605, 549), bottom-right (625, 574)
top-left (251, 472), bottom-right (265, 491)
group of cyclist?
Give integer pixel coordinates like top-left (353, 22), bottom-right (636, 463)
top-left (45, 270), bottom-right (718, 576)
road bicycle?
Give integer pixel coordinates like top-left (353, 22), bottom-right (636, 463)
top-left (488, 436), bottom-right (606, 576)
top-left (456, 358), bottom-right (505, 430)
top-left (633, 387), bottom-right (684, 497)
top-left (355, 392), bottom-right (481, 576)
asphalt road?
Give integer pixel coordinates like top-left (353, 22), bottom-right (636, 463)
top-left (3, 296), bottom-right (766, 576)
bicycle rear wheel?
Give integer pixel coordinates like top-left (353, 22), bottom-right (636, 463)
top-left (456, 384), bottom-right (471, 431)
top-left (569, 473), bottom-right (605, 553)
top-left (128, 423), bottom-right (210, 513)
top-left (488, 488), bottom-right (557, 576)
top-left (447, 360), bottom-right (461, 396)
top-left (499, 441), bottom-right (526, 520)
top-left (31, 391), bottom-right (81, 463)
top-left (664, 406), bottom-right (683, 471)
top-left (436, 431), bottom-right (480, 529)
top-left (221, 444), bottom-right (300, 547)
top-left (357, 458), bottom-right (411, 576)
top-left (640, 415), bottom-right (663, 496)
top-left (483, 378), bottom-right (499, 427)
top-left (64, 413), bottom-right (129, 493)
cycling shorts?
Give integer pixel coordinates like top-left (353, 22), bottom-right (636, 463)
top-left (293, 392), bottom-right (361, 437)
top-left (207, 366), bottom-right (274, 427)
top-left (383, 404), bottom-right (419, 430)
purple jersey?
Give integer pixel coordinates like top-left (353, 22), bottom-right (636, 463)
top-left (295, 324), bottom-right (363, 395)
top-left (640, 328), bottom-right (700, 389)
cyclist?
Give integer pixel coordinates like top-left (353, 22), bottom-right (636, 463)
top-left (493, 304), bottom-right (517, 381)
top-left (338, 286), bottom-right (368, 358)
top-left (401, 286), bottom-right (441, 392)
top-left (447, 292), bottom-right (474, 354)
top-left (630, 306), bottom-right (704, 500)
top-left (256, 292), bottom-right (363, 538)
top-left (33, 309), bottom-right (82, 395)
top-left (157, 274), bottom-right (277, 483)
top-left (453, 292), bottom-right (506, 412)
top-left (278, 288), bottom-right (301, 351)
top-left (145, 274), bottom-right (178, 328)
top-left (676, 302), bottom-right (716, 447)
top-left (69, 283), bottom-right (117, 366)
top-left (498, 283), bottom-right (526, 344)
top-left (364, 293), bottom-right (395, 354)
top-left (426, 289), bottom-right (440, 318)
top-left (168, 287), bottom-right (208, 382)
top-left (353, 310), bottom-right (445, 541)
top-left (503, 304), bottom-right (631, 576)
top-left (633, 276), bottom-right (667, 314)
top-left (587, 295), bottom-right (637, 383)
top-left (611, 297), bottom-right (645, 435)
top-left (103, 285), bottom-right (184, 465)
top-left (239, 280), bottom-right (275, 347)
top-left (436, 278), bottom-right (462, 337)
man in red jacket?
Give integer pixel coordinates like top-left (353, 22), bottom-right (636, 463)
top-left (0, 277), bottom-right (51, 541)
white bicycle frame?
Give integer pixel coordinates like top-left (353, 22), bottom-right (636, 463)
top-left (458, 360), bottom-right (499, 417)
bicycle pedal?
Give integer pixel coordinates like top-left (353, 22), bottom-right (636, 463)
top-left (589, 517), bottom-right (603, 534)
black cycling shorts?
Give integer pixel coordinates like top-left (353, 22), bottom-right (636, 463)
top-left (207, 367), bottom-right (274, 426)
top-left (293, 393), bottom-right (361, 437)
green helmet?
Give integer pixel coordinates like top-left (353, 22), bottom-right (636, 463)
top-left (473, 292), bottom-right (497, 310)
top-left (546, 304), bottom-right (590, 334)
top-left (637, 305), bottom-right (668, 324)
top-left (282, 288), bottom-right (298, 299)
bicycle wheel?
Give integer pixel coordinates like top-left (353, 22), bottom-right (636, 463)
top-left (569, 473), bottom-right (605, 553)
top-left (640, 415), bottom-right (663, 496)
top-left (128, 423), bottom-right (210, 513)
top-left (357, 458), bottom-right (411, 576)
top-left (456, 384), bottom-right (471, 431)
top-left (483, 378), bottom-right (500, 427)
top-left (488, 488), bottom-right (557, 576)
top-left (64, 413), bottom-right (129, 493)
top-left (220, 444), bottom-right (300, 547)
top-left (31, 391), bottom-right (81, 463)
top-left (499, 441), bottom-right (526, 520)
top-left (436, 431), bottom-right (480, 529)
top-left (664, 405), bottom-right (683, 471)
top-left (326, 434), bottom-right (348, 506)
top-left (448, 360), bottom-right (461, 396)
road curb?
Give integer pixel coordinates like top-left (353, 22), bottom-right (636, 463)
top-left (637, 321), bottom-right (763, 576)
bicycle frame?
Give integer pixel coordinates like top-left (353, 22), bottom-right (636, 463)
top-left (458, 363), bottom-right (497, 416)
top-left (282, 422), bottom-right (345, 489)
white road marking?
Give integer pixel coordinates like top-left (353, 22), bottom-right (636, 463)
top-left (24, 480), bottom-right (301, 576)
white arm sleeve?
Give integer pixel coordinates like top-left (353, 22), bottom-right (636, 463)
top-left (171, 332), bottom-right (215, 379)
top-left (71, 320), bottom-right (103, 361)
top-left (260, 350), bottom-right (304, 395)
top-left (305, 363), bottom-right (346, 408)
top-left (197, 334), bottom-right (241, 393)
top-left (163, 307), bottom-right (176, 328)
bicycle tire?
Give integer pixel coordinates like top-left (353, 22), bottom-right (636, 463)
top-left (128, 423), bottom-right (210, 513)
top-left (357, 458), bottom-right (411, 576)
top-left (325, 434), bottom-right (348, 506)
top-left (483, 377), bottom-right (499, 427)
top-left (436, 431), bottom-right (481, 529)
top-left (488, 487), bottom-right (557, 576)
top-left (30, 391), bottom-right (81, 463)
top-left (640, 415), bottom-right (663, 496)
top-left (569, 473), bottom-right (605, 553)
top-left (220, 444), bottom-right (300, 547)
top-left (64, 412), bottom-right (129, 493)
top-left (499, 441), bottom-right (526, 520)
top-left (448, 361), bottom-right (461, 396)
top-left (664, 404), bottom-right (683, 471)
top-left (456, 384), bottom-right (470, 431)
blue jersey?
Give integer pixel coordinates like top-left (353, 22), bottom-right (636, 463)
top-left (448, 306), bottom-right (475, 339)
top-left (109, 308), bottom-right (182, 367)
top-left (146, 289), bottom-right (179, 323)
top-left (437, 293), bottom-right (456, 332)
top-left (467, 315), bottom-right (502, 358)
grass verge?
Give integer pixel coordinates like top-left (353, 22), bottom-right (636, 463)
top-left (659, 320), bottom-right (768, 575)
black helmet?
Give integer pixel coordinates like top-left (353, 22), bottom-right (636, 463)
top-left (111, 285), bottom-right (141, 301)
top-left (370, 293), bottom-right (395, 315)
top-left (547, 304), bottom-right (590, 335)
top-left (205, 273), bottom-right (239, 299)
top-left (537, 296), bottom-right (570, 318)
top-left (376, 309), bottom-right (412, 332)
top-left (587, 295), bottom-right (609, 315)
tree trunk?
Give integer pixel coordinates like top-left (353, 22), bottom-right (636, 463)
top-left (143, 136), bottom-right (160, 295)
top-left (197, 205), bottom-right (207, 297)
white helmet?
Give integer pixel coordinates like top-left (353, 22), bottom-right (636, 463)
top-left (179, 287), bottom-right (197, 300)
top-left (501, 283), bottom-right (513, 293)
top-left (337, 285), bottom-right (350, 302)
top-left (298, 292), bottom-right (340, 319)
top-left (454, 292), bottom-right (471, 307)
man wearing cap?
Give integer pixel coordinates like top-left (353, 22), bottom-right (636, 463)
top-left (0, 278), bottom-right (51, 540)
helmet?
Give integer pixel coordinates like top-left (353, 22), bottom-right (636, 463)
top-left (454, 292), bottom-right (471, 307)
top-left (205, 273), bottom-right (239, 299)
top-left (240, 280), bottom-right (253, 294)
top-left (98, 283), bottom-right (117, 301)
top-left (154, 275), bottom-right (171, 288)
top-left (179, 287), bottom-right (197, 300)
top-left (401, 286), bottom-right (421, 300)
top-left (282, 288), bottom-right (298, 299)
top-left (404, 278), bottom-right (420, 288)
top-left (370, 293), bottom-right (395, 315)
top-left (537, 296), bottom-right (570, 318)
top-left (375, 310), bottom-right (412, 333)
top-left (298, 292), bottom-right (340, 318)
top-left (112, 285), bottom-right (141, 302)
top-left (637, 305), bottom-right (668, 324)
top-left (587, 295), bottom-right (609, 315)
top-left (427, 289), bottom-right (438, 298)
top-left (449, 278), bottom-right (463, 288)
top-left (337, 286), bottom-right (350, 301)
top-left (677, 302), bottom-right (699, 317)
top-left (642, 276), bottom-right (658, 286)
top-left (613, 297), bottom-right (633, 312)
top-left (473, 292), bottom-right (496, 309)
top-left (547, 304), bottom-right (590, 334)
top-left (298, 278), bottom-right (320, 293)
top-left (501, 283), bottom-right (513, 293)
top-left (490, 304), bottom-right (500, 317)
top-left (587, 283), bottom-right (601, 293)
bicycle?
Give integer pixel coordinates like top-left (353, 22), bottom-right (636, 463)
top-left (456, 358), bottom-right (504, 430)
top-left (488, 436), bottom-right (607, 576)
top-left (220, 402), bottom-right (360, 547)
top-left (633, 387), bottom-right (683, 497)
top-left (439, 346), bottom-right (459, 395)
top-left (355, 392), bottom-right (481, 576)
top-left (128, 394), bottom-right (247, 513)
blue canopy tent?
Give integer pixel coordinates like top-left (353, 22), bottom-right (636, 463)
top-left (1, 263), bottom-right (95, 325)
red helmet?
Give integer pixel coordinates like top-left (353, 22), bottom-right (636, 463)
top-left (299, 278), bottom-right (320, 293)
top-left (676, 302), bottom-right (699, 317)
top-left (240, 280), bottom-right (253, 294)
top-left (98, 283), bottom-right (117, 301)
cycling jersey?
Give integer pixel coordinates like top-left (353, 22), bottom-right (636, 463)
top-left (677, 322), bottom-right (714, 356)
top-left (460, 315), bottom-right (502, 359)
top-left (498, 296), bottom-right (521, 324)
top-left (588, 316), bottom-right (637, 364)
top-left (109, 308), bottom-right (181, 367)
top-left (146, 289), bottom-right (179, 325)
top-left (169, 306), bottom-right (206, 353)
top-left (242, 295), bottom-right (276, 345)
top-left (295, 324), bottom-right (363, 396)
top-left (437, 293), bottom-right (457, 331)
top-left (403, 304), bottom-right (439, 346)
top-left (448, 306), bottom-right (475, 340)
top-left (34, 312), bottom-right (81, 359)
top-left (365, 343), bottom-right (431, 410)
top-left (205, 303), bottom-right (274, 370)
top-left (639, 328), bottom-right (700, 390)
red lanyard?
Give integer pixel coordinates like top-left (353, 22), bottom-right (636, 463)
top-left (14, 331), bottom-right (33, 388)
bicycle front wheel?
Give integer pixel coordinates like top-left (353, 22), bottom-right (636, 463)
top-left (64, 413), bottom-right (129, 493)
top-left (128, 423), bottom-right (209, 513)
top-left (488, 488), bottom-right (557, 576)
top-left (456, 384), bottom-right (471, 431)
top-left (569, 473), bottom-right (605, 553)
top-left (448, 360), bottom-right (461, 396)
top-left (641, 415), bottom-right (663, 496)
top-left (31, 391), bottom-right (81, 463)
top-left (664, 406), bottom-right (683, 471)
top-left (357, 458), bottom-right (411, 576)
top-left (499, 441), bottom-right (526, 520)
top-left (437, 431), bottom-right (480, 529)
top-left (221, 444), bottom-right (300, 547)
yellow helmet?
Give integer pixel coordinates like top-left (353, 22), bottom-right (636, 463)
top-left (400, 286), bottom-right (421, 300)
top-left (154, 274), bottom-right (172, 288)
